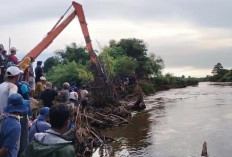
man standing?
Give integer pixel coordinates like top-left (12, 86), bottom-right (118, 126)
top-left (22, 105), bottom-right (75, 157)
top-left (40, 82), bottom-right (58, 108)
top-left (59, 82), bottom-right (70, 103)
top-left (0, 93), bottom-right (28, 157)
top-left (8, 47), bottom-right (19, 65)
top-left (34, 76), bottom-right (46, 99)
top-left (0, 66), bottom-right (23, 114)
top-left (29, 107), bottom-right (51, 142)
top-left (80, 85), bottom-right (89, 109)
top-left (35, 61), bottom-right (43, 83)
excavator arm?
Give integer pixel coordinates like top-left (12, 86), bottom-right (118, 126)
top-left (23, 1), bottom-right (118, 106)
top-left (24, 2), bottom-right (99, 70)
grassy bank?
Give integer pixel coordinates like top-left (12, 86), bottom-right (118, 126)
top-left (139, 76), bottom-right (199, 95)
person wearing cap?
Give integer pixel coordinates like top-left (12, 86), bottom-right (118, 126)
top-left (8, 47), bottom-right (19, 65)
top-left (35, 61), bottom-right (43, 83)
top-left (66, 91), bottom-right (78, 110)
top-left (40, 82), bottom-right (58, 108)
top-left (22, 105), bottom-right (75, 157)
top-left (29, 107), bottom-right (51, 142)
top-left (0, 66), bottom-right (23, 114)
top-left (0, 93), bottom-right (28, 157)
top-left (33, 76), bottom-right (46, 99)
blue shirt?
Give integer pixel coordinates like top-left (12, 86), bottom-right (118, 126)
top-left (29, 119), bottom-right (51, 142)
top-left (0, 116), bottom-right (21, 157)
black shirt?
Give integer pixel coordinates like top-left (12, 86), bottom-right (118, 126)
top-left (40, 89), bottom-right (58, 107)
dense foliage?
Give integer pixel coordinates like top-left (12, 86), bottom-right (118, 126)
top-left (44, 43), bottom-right (93, 87)
top-left (100, 38), bottom-right (164, 79)
top-left (44, 38), bottom-right (198, 92)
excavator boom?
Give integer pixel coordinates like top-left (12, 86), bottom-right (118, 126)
top-left (23, 1), bottom-right (117, 106)
top-left (24, 2), bottom-right (98, 65)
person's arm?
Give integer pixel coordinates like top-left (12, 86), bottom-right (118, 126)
top-left (8, 83), bottom-right (18, 94)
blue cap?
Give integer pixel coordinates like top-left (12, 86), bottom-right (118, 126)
top-left (37, 107), bottom-right (50, 120)
top-left (4, 93), bottom-right (28, 113)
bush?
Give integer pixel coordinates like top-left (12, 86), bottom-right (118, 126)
top-left (139, 81), bottom-right (156, 95)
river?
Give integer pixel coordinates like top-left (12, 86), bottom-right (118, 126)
top-left (93, 82), bottom-right (232, 157)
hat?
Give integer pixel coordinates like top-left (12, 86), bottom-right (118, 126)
top-left (4, 93), bottom-right (28, 113)
top-left (70, 92), bottom-right (78, 101)
top-left (10, 47), bottom-right (18, 52)
top-left (6, 66), bottom-right (23, 77)
top-left (40, 76), bottom-right (46, 81)
top-left (37, 107), bottom-right (50, 120)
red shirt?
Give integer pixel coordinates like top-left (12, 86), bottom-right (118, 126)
top-left (9, 54), bottom-right (19, 65)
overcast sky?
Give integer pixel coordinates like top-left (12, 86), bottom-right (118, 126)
top-left (1, 0), bottom-right (232, 77)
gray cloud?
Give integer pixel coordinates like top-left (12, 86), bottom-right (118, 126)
top-left (2, 0), bottom-right (232, 29)
top-left (154, 45), bottom-right (232, 69)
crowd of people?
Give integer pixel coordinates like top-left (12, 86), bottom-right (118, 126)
top-left (0, 45), bottom-right (90, 157)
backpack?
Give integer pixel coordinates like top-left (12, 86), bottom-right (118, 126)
top-left (5, 55), bottom-right (15, 68)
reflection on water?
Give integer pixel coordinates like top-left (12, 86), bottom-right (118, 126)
top-left (93, 82), bottom-right (232, 157)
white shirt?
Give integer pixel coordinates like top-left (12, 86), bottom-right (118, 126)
top-left (0, 82), bottom-right (18, 114)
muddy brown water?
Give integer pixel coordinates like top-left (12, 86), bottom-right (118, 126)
top-left (93, 82), bottom-right (232, 157)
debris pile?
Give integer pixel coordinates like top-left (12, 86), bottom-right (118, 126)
top-left (65, 103), bottom-right (131, 156)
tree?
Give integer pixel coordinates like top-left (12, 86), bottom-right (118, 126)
top-left (43, 56), bottom-right (61, 73)
top-left (56, 42), bottom-right (90, 65)
top-left (212, 63), bottom-right (223, 75)
top-left (46, 61), bottom-right (93, 87)
top-left (109, 38), bottom-right (164, 78)
top-left (115, 38), bottom-right (147, 59)
top-left (114, 56), bottom-right (137, 77)
top-left (99, 47), bottom-right (116, 78)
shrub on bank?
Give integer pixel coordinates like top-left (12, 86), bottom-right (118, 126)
top-left (139, 81), bottom-right (156, 95)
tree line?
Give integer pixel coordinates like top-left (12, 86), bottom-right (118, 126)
top-left (43, 38), bottom-right (198, 93)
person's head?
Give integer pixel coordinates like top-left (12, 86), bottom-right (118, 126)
top-left (5, 66), bottom-right (23, 83)
top-left (0, 44), bottom-right (4, 51)
top-left (82, 85), bottom-right (86, 90)
top-left (49, 104), bottom-right (70, 134)
top-left (40, 76), bottom-right (46, 84)
top-left (46, 82), bottom-right (52, 89)
top-left (70, 92), bottom-right (78, 101)
top-left (10, 47), bottom-right (17, 55)
top-left (38, 107), bottom-right (50, 122)
top-left (37, 61), bottom-right (42, 66)
top-left (63, 82), bottom-right (70, 90)
top-left (4, 93), bottom-right (28, 115)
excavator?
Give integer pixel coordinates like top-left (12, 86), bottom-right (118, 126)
top-left (23, 1), bottom-right (117, 106)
